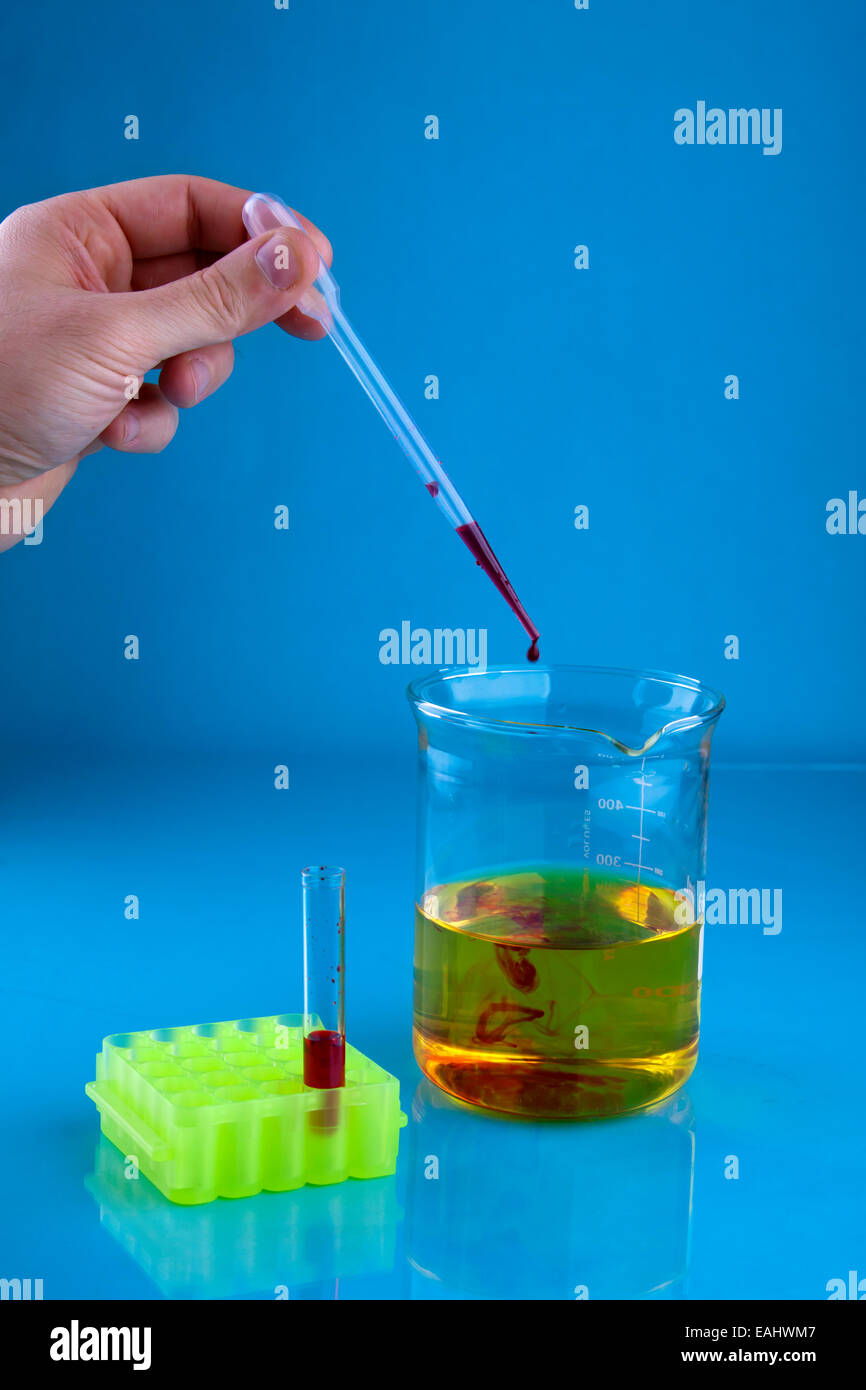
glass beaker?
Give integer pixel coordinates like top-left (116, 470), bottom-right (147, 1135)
top-left (407, 665), bottom-right (724, 1119)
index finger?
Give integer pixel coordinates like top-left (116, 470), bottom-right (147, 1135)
top-left (95, 173), bottom-right (332, 265)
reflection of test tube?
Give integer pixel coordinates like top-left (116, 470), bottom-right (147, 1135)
top-left (302, 866), bottom-right (346, 1090)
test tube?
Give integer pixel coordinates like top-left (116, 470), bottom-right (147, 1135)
top-left (302, 866), bottom-right (346, 1089)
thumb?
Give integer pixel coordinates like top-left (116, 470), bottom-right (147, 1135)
top-left (117, 227), bottom-right (320, 362)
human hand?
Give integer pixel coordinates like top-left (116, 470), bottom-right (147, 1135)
top-left (0, 174), bottom-right (330, 550)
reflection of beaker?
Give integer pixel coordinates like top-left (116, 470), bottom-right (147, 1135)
top-left (408, 666), bottom-right (724, 1118)
top-left (407, 1079), bottom-right (695, 1300)
top-left (85, 1138), bottom-right (401, 1299)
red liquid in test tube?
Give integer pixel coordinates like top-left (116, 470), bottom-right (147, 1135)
top-left (303, 1029), bottom-right (346, 1088)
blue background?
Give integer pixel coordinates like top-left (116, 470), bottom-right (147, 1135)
top-left (1, 0), bottom-right (864, 1301)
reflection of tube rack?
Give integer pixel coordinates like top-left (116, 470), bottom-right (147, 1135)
top-left (85, 1138), bottom-right (402, 1300)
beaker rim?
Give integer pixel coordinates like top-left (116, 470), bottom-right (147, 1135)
top-left (407, 663), bottom-right (725, 751)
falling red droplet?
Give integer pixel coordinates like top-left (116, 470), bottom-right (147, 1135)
top-left (527, 638), bottom-right (540, 662)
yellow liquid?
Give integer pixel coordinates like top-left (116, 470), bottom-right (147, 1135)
top-left (413, 867), bottom-right (701, 1118)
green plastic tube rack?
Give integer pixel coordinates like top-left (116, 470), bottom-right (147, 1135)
top-left (86, 1014), bottom-right (407, 1205)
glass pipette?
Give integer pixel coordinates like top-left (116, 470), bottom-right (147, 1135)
top-left (243, 192), bottom-right (540, 660)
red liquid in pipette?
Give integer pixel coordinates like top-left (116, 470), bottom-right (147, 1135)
top-left (304, 1029), bottom-right (346, 1088)
top-left (457, 520), bottom-right (541, 662)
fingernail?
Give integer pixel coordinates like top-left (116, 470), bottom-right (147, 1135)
top-left (122, 411), bottom-right (140, 443)
top-left (190, 357), bottom-right (210, 401)
top-left (256, 232), bottom-right (300, 290)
